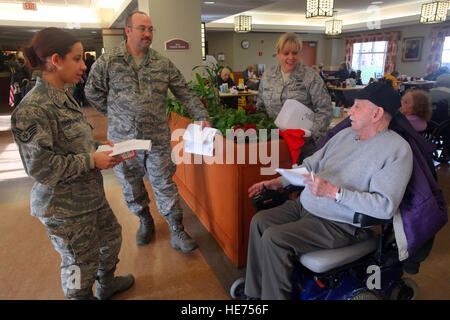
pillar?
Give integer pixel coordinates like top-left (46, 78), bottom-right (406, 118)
top-left (138, 0), bottom-right (202, 81)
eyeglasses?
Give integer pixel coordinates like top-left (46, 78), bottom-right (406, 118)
top-left (127, 26), bottom-right (154, 33)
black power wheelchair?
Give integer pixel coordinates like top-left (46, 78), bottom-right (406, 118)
top-left (230, 186), bottom-right (429, 300)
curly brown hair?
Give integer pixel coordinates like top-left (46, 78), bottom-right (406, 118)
top-left (404, 88), bottom-right (433, 122)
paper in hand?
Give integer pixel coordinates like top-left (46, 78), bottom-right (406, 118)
top-left (275, 166), bottom-right (310, 186)
top-left (97, 139), bottom-right (152, 160)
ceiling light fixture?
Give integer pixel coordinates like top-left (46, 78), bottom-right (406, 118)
top-left (234, 15), bottom-right (252, 33)
top-left (325, 10), bottom-right (342, 35)
top-left (306, 0), bottom-right (334, 18)
top-left (420, 1), bottom-right (449, 24)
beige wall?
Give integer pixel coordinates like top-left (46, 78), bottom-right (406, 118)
top-left (139, 0), bottom-right (202, 82)
top-left (206, 31), bottom-right (329, 73)
top-left (207, 22), bottom-right (449, 78)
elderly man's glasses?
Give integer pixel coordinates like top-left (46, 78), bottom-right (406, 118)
top-left (128, 26), bottom-right (154, 33)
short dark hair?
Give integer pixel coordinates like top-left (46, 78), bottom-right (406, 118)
top-left (125, 11), bottom-right (148, 27)
top-left (22, 27), bottom-right (80, 71)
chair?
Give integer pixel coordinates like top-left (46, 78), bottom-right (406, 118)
top-left (427, 119), bottom-right (450, 163)
top-left (232, 71), bottom-right (244, 85)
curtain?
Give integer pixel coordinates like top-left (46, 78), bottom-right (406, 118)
top-left (425, 25), bottom-right (450, 74)
top-left (344, 31), bottom-right (401, 75)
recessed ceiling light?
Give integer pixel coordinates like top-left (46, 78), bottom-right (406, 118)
top-left (371, 1), bottom-right (384, 4)
top-left (204, 1), bottom-right (215, 4)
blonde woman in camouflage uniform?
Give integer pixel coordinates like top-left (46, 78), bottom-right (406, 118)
top-left (257, 32), bottom-right (333, 163)
top-left (85, 11), bottom-right (211, 252)
top-left (11, 28), bottom-right (134, 300)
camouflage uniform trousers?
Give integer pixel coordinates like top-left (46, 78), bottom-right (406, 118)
top-left (39, 202), bottom-right (122, 299)
top-left (113, 144), bottom-right (183, 227)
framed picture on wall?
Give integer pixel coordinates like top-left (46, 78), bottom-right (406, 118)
top-left (402, 37), bottom-right (423, 62)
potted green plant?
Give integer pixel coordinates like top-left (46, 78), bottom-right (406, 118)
top-left (166, 64), bottom-right (291, 267)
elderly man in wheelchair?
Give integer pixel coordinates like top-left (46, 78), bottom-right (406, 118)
top-left (231, 83), bottom-right (448, 300)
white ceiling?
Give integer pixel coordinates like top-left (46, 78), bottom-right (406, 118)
top-left (205, 0), bottom-right (449, 33)
top-left (0, 0), bottom-right (448, 50)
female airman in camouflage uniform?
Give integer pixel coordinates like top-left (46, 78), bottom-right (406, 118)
top-left (257, 32), bottom-right (333, 163)
top-left (11, 28), bottom-right (134, 300)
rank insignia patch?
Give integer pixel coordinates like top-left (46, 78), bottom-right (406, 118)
top-left (13, 124), bottom-right (38, 143)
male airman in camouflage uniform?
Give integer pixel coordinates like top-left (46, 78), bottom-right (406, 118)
top-left (257, 52), bottom-right (333, 163)
top-left (11, 77), bottom-right (133, 299)
top-left (85, 11), bottom-right (210, 252)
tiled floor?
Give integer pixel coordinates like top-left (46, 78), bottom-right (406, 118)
top-left (0, 107), bottom-right (448, 300)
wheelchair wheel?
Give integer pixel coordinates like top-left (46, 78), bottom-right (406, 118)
top-left (230, 278), bottom-right (246, 299)
top-left (390, 278), bottom-right (418, 300)
top-left (428, 120), bottom-right (450, 163)
top-left (348, 290), bottom-right (379, 300)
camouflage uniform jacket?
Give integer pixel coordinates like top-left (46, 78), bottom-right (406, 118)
top-left (11, 77), bottom-right (105, 218)
top-left (85, 41), bottom-right (210, 146)
top-left (256, 63), bottom-right (333, 144)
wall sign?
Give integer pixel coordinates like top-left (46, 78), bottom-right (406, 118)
top-left (165, 39), bottom-right (190, 51)
top-left (23, 2), bottom-right (37, 10)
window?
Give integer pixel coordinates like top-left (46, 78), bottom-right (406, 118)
top-left (441, 36), bottom-right (450, 70)
top-left (351, 41), bottom-right (388, 85)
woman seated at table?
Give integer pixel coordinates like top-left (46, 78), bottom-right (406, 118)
top-left (256, 32), bottom-right (333, 162)
top-left (329, 62), bottom-right (351, 82)
top-left (383, 72), bottom-right (399, 90)
top-left (400, 88), bottom-right (432, 132)
top-left (243, 65), bottom-right (259, 90)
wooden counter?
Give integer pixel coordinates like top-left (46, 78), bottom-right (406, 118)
top-left (168, 112), bottom-right (292, 267)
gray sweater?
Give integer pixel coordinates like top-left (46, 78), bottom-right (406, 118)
top-left (285, 127), bottom-right (413, 226)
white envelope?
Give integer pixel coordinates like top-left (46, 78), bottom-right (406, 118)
top-left (97, 139), bottom-right (152, 156)
top-left (276, 166), bottom-right (310, 186)
top-left (183, 123), bottom-right (218, 156)
top-left (275, 99), bottom-right (314, 137)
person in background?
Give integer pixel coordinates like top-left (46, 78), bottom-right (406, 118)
top-left (429, 73), bottom-right (450, 123)
top-left (218, 67), bottom-right (235, 88)
top-left (217, 67), bottom-right (238, 108)
top-left (317, 63), bottom-right (325, 80)
top-left (329, 62), bottom-right (351, 82)
top-left (85, 11), bottom-right (211, 251)
top-left (383, 71), bottom-right (399, 90)
top-left (11, 27), bottom-right (134, 300)
top-left (244, 64), bottom-right (259, 90)
top-left (257, 32), bottom-right (333, 162)
top-left (355, 70), bottom-right (363, 85)
top-left (424, 63), bottom-right (449, 81)
top-left (243, 64), bottom-right (255, 84)
top-left (84, 52), bottom-right (95, 77)
top-left (400, 89), bottom-right (432, 132)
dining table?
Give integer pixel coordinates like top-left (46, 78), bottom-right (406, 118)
top-left (219, 89), bottom-right (258, 98)
top-left (400, 80), bottom-right (435, 91)
top-left (327, 84), bottom-right (366, 91)
top-left (219, 89), bottom-right (258, 109)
